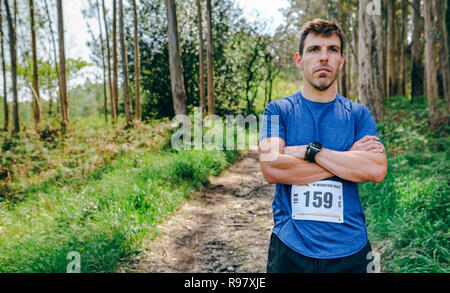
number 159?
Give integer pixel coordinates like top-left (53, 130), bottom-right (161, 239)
top-left (303, 191), bottom-right (333, 209)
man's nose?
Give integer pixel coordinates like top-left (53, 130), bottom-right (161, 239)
top-left (319, 49), bottom-right (329, 62)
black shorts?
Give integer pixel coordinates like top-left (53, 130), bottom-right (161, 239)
top-left (267, 233), bottom-right (374, 273)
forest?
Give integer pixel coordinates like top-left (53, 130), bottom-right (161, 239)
top-left (0, 0), bottom-right (448, 273)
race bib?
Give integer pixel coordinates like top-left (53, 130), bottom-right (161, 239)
top-left (291, 180), bottom-right (344, 224)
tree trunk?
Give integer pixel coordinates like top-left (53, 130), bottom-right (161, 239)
top-left (196, 0), bottom-right (205, 114)
top-left (206, 0), bottom-right (215, 114)
top-left (386, 0), bottom-right (396, 97)
top-left (358, 0), bottom-right (385, 122)
top-left (102, 0), bottom-right (115, 122)
top-left (57, 0), bottom-right (69, 131)
top-left (112, 0), bottom-right (119, 119)
top-left (337, 0), bottom-right (347, 98)
top-left (29, 0), bottom-right (42, 131)
top-left (263, 51), bottom-right (274, 107)
top-left (345, 45), bottom-right (351, 98)
top-left (95, 0), bottom-right (108, 123)
top-left (165, 0), bottom-right (187, 116)
top-left (132, 0), bottom-right (141, 121)
top-left (437, 0), bottom-right (450, 115)
top-left (411, 0), bottom-right (424, 103)
top-left (44, 0), bottom-right (61, 116)
top-left (351, 8), bottom-right (359, 95)
top-left (0, 1), bottom-right (8, 131)
top-left (118, 0), bottom-right (132, 127)
top-left (399, 0), bottom-right (408, 97)
top-left (424, 0), bottom-right (443, 128)
top-left (47, 72), bottom-right (52, 114)
top-left (4, 0), bottom-right (18, 133)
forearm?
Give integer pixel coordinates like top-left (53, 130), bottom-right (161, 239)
top-left (315, 148), bottom-right (387, 183)
top-left (259, 153), bottom-right (334, 185)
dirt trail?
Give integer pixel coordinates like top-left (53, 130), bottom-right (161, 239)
top-left (120, 150), bottom-right (275, 273)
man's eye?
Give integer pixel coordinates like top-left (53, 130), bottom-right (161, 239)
top-left (310, 48), bottom-right (318, 52)
top-left (330, 47), bottom-right (338, 52)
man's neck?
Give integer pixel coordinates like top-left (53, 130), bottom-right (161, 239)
top-left (301, 80), bottom-right (337, 103)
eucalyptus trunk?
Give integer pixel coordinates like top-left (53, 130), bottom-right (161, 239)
top-left (165, 0), bottom-right (187, 116)
top-left (358, 0), bottom-right (385, 122)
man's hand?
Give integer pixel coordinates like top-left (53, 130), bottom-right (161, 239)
top-left (349, 135), bottom-right (385, 153)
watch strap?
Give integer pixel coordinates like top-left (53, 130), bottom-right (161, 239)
top-left (305, 142), bottom-right (322, 163)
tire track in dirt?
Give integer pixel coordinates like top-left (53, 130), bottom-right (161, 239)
top-left (120, 150), bottom-right (274, 273)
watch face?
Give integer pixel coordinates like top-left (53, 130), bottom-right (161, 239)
top-left (311, 142), bottom-right (322, 149)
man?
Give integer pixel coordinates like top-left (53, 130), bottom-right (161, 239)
top-left (259, 19), bottom-right (388, 273)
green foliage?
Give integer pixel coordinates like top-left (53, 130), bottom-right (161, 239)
top-left (17, 57), bottom-right (89, 95)
top-left (121, 0), bottom-right (277, 119)
top-left (360, 96), bottom-right (449, 273)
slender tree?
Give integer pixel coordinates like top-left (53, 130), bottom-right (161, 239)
top-left (358, 0), bottom-right (385, 122)
top-left (132, 0), bottom-right (141, 121)
top-left (57, 0), bottom-right (69, 131)
top-left (118, 0), bottom-right (132, 126)
top-left (398, 0), bottom-right (408, 96)
top-left (424, 0), bottom-right (450, 127)
top-left (386, 0), bottom-right (396, 97)
top-left (44, 0), bottom-right (61, 115)
top-left (4, 0), bottom-right (18, 133)
top-left (94, 0), bottom-right (108, 122)
top-left (0, 0), bottom-right (8, 131)
top-left (29, 0), bottom-right (42, 130)
top-left (337, 0), bottom-right (347, 98)
top-left (437, 0), bottom-right (450, 115)
top-left (424, 0), bottom-right (440, 127)
top-left (411, 0), bottom-right (424, 103)
top-left (112, 0), bottom-right (118, 118)
top-left (206, 0), bottom-right (215, 114)
top-left (196, 0), bottom-right (205, 114)
top-left (102, 0), bottom-right (115, 122)
top-left (165, 0), bottom-right (187, 115)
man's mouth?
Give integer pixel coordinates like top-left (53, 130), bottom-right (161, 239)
top-left (315, 67), bottom-right (332, 74)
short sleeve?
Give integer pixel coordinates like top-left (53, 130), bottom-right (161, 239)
top-left (259, 101), bottom-right (287, 143)
top-left (355, 105), bottom-right (382, 143)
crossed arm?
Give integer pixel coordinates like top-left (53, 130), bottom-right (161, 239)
top-left (258, 135), bottom-right (388, 185)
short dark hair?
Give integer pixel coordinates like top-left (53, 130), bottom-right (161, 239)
top-left (298, 19), bottom-right (344, 56)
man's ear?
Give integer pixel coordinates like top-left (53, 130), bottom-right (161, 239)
top-left (294, 52), bottom-right (303, 70)
top-left (339, 53), bottom-right (345, 71)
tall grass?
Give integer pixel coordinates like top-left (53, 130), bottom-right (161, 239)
top-left (360, 97), bottom-right (449, 273)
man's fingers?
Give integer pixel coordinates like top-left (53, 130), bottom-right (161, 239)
top-left (367, 148), bottom-right (385, 153)
top-left (364, 142), bottom-right (385, 150)
top-left (357, 135), bottom-right (379, 144)
top-left (360, 140), bottom-right (384, 148)
top-left (350, 140), bottom-right (385, 152)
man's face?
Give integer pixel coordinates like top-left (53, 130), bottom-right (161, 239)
top-left (295, 33), bottom-right (345, 91)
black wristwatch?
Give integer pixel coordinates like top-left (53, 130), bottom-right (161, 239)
top-left (305, 142), bottom-right (323, 163)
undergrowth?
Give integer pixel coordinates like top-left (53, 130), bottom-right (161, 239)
top-left (360, 96), bottom-right (449, 273)
top-left (0, 115), bottom-right (241, 272)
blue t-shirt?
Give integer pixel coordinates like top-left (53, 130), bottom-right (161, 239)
top-left (259, 91), bottom-right (380, 259)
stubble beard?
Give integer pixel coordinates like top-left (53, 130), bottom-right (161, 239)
top-left (309, 71), bottom-right (338, 91)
